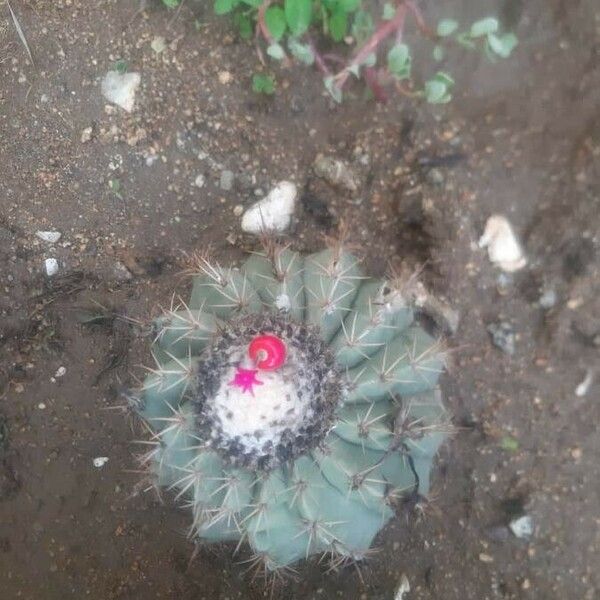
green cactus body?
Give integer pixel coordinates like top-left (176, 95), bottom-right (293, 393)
top-left (131, 243), bottom-right (450, 573)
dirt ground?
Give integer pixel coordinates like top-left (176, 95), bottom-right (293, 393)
top-left (1, 0), bottom-right (599, 598)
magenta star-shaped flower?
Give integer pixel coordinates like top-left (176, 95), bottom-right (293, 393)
top-left (228, 367), bottom-right (263, 395)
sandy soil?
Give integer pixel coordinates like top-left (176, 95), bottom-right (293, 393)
top-left (0, 0), bottom-right (599, 598)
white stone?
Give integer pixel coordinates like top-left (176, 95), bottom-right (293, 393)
top-left (101, 71), bottom-right (141, 113)
top-left (150, 36), bottom-right (167, 54)
top-left (36, 231), bottom-right (61, 243)
top-left (44, 258), bottom-right (59, 277)
top-left (54, 366), bottom-right (66, 378)
top-left (241, 181), bottom-right (297, 234)
top-left (394, 574), bottom-right (410, 600)
top-left (479, 215), bottom-right (527, 272)
top-left (194, 174), bottom-right (206, 188)
top-left (575, 369), bottom-right (593, 397)
top-left (93, 457), bottom-right (109, 468)
top-left (509, 515), bottom-right (533, 538)
top-left (80, 126), bottom-right (93, 143)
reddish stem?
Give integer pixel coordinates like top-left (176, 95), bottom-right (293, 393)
top-left (363, 67), bottom-right (389, 103)
top-left (257, 0), bottom-right (273, 44)
top-left (333, 3), bottom-right (407, 91)
top-left (309, 40), bottom-right (331, 75)
top-left (405, 1), bottom-right (437, 40)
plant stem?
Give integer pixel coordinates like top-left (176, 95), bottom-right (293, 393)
top-left (256, 0), bottom-right (273, 44)
top-left (333, 2), bottom-right (407, 91)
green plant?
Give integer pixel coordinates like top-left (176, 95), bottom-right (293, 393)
top-left (252, 72), bottom-right (276, 94)
top-left (129, 240), bottom-right (451, 575)
top-left (162, 0), bottom-right (517, 103)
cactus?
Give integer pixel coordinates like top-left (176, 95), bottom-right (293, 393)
top-left (130, 242), bottom-right (450, 574)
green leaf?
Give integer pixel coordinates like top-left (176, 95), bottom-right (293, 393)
top-left (487, 32), bottom-right (518, 58)
top-left (328, 7), bottom-right (347, 42)
top-left (234, 13), bottom-right (253, 39)
top-left (214, 0), bottom-right (234, 15)
top-left (424, 72), bottom-right (454, 104)
top-left (387, 43), bottom-right (411, 79)
top-left (265, 6), bottom-right (287, 41)
top-left (456, 32), bottom-right (476, 49)
top-left (382, 2), bottom-right (395, 20)
top-left (113, 59), bottom-right (128, 74)
top-left (288, 38), bottom-right (315, 65)
top-left (433, 71), bottom-right (454, 86)
top-left (437, 18), bottom-right (458, 37)
top-left (239, 0), bottom-right (261, 6)
top-left (470, 17), bottom-right (499, 37)
top-left (500, 436), bottom-right (519, 452)
top-left (252, 73), bottom-right (276, 95)
top-left (351, 9), bottom-right (373, 44)
top-left (433, 45), bottom-right (445, 61)
top-left (108, 178), bottom-right (122, 198)
top-left (267, 42), bottom-right (285, 60)
top-left (162, 0), bottom-right (180, 7)
top-left (338, 0), bottom-right (360, 12)
top-left (324, 76), bottom-right (342, 103)
top-left (284, 0), bottom-right (312, 36)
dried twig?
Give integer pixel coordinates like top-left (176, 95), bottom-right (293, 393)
top-left (5, 0), bottom-right (35, 68)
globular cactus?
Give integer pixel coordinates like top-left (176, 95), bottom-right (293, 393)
top-left (129, 241), bottom-right (450, 575)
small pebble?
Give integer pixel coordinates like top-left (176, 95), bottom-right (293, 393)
top-left (80, 127), bottom-right (93, 143)
top-left (194, 174), bottom-right (206, 188)
top-left (101, 71), bottom-right (141, 113)
top-left (241, 181), bottom-right (297, 234)
top-left (45, 258), bottom-right (59, 277)
top-left (54, 366), bottom-right (66, 378)
top-left (151, 36), bottom-right (167, 54)
top-left (36, 231), bottom-right (62, 244)
top-left (479, 215), bottom-right (527, 272)
top-left (479, 553), bottom-right (494, 563)
top-left (575, 369), bottom-right (593, 397)
top-left (539, 289), bottom-right (557, 309)
top-left (509, 515), bottom-right (533, 538)
top-left (487, 321), bottom-right (515, 355)
top-left (93, 457), bottom-right (109, 468)
top-left (220, 170), bottom-right (234, 191)
top-left (218, 70), bottom-right (232, 84)
top-left (233, 204), bottom-right (244, 216)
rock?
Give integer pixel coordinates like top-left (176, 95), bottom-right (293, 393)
top-left (54, 366), bottom-right (66, 378)
top-left (101, 71), bottom-right (141, 113)
top-left (36, 231), bottom-right (61, 244)
top-left (575, 369), bottom-right (594, 397)
top-left (509, 515), bottom-right (533, 538)
top-left (241, 181), bottom-right (297, 234)
top-left (194, 174), bottom-right (206, 188)
top-left (151, 36), bottom-right (167, 54)
top-left (479, 215), bottom-right (527, 272)
top-left (539, 289), bottom-right (557, 309)
top-left (218, 70), bottom-right (232, 84)
top-left (220, 170), bottom-right (234, 191)
top-left (112, 261), bottom-right (133, 282)
top-left (394, 574), bottom-right (410, 600)
top-left (426, 167), bottom-right (445, 186)
top-left (487, 321), bottom-right (515, 355)
top-left (80, 126), bottom-right (93, 143)
top-left (233, 204), bottom-right (244, 216)
top-left (92, 457), bottom-right (109, 468)
top-left (44, 258), bottom-right (59, 277)
top-left (313, 155), bottom-right (360, 193)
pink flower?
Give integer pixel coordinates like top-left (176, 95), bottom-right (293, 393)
top-left (228, 367), bottom-right (263, 395)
